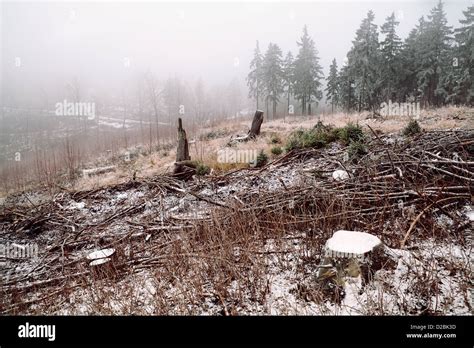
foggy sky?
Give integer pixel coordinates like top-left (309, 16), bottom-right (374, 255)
top-left (1, 0), bottom-right (471, 107)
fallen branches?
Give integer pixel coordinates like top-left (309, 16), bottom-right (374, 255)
top-left (0, 129), bottom-right (472, 314)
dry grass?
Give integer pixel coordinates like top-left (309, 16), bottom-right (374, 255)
top-left (2, 106), bottom-right (471, 197)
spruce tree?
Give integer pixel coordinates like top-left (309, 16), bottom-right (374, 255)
top-left (247, 41), bottom-right (264, 109)
top-left (325, 58), bottom-right (340, 112)
top-left (418, 1), bottom-right (452, 106)
top-left (399, 17), bottom-right (427, 101)
top-left (346, 10), bottom-right (381, 112)
top-left (339, 63), bottom-right (356, 112)
top-left (293, 25), bottom-right (324, 115)
top-left (380, 12), bottom-right (402, 102)
top-left (262, 43), bottom-right (284, 120)
top-left (450, 5), bottom-right (474, 105)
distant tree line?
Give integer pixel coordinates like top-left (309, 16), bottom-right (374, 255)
top-left (248, 1), bottom-right (473, 117)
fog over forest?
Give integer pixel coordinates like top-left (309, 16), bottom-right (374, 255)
top-left (1, 1), bottom-right (471, 113)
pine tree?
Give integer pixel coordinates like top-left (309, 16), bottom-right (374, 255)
top-left (247, 41), bottom-right (264, 109)
top-left (282, 51), bottom-right (294, 117)
top-left (262, 43), bottom-right (284, 120)
top-left (293, 25), bottom-right (324, 115)
top-left (346, 10), bottom-right (381, 112)
top-left (399, 17), bottom-right (427, 101)
top-left (325, 58), bottom-right (340, 112)
top-left (449, 5), bottom-right (474, 105)
top-left (380, 12), bottom-right (402, 102)
top-left (418, 1), bottom-right (452, 107)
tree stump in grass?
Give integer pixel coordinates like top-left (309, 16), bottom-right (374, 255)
top-left (176, 118), bottom-right (190, 162)
top-left (316, 230), bottom-right (398, 287)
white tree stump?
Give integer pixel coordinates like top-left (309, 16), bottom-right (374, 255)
top-left (87, 248), bottom-right (117, 279)
top-left (317, 230), bottom-right (397, 285)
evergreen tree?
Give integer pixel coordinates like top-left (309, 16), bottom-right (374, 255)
top-left (293, 25), bottom-right (324, 115)
top-left (380, 12), bottom-right (402, 102)
top-left (247, 41), bottom-right (264, 109)
top-left (417, 1), bottom-right (452, 107)
top-left (325, 58), bottom-right (340, 112)
top-left (449, 5), bottom-right (474, 105)
top-left (399, 17), bottom-right (427, 101)
top-left (339, 63), bottom-right (356, 112)
top-left (262, 43), bottom-right (284, 120)
top-left (282, 51), bottom-right (294, 117)
top-left (346, 10), bottom-right (381, 112)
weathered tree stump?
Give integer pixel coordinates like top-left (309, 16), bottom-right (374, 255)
top-left (176, 118), bottom-right (190, 162)
top-left (227, 110), bottom-right (264, 145)
top-left (316, 230), bottom-right (398, 286)
top-left (248, 110), bottom-right (264, 138)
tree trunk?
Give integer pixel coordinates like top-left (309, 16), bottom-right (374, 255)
top-left (176, 118), bottom-right (190, 162)
top-left (148, 114), bottom-right (153, 153)
top-left (248, 110), bottom-right (264, 138)
top-left (273, 100), bottom-right (277, 120)
top-left (227, 110), bottom-right (264, 145)
top-left (308, 102), bottom-right (312, 116)
top-left (265, 98), bottom-right (269, 121)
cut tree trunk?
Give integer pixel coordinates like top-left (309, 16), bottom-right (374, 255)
top-left (248, 110), bottom-right (264, 138)
top-left (316, 230), bottom-right (398, 286)
top-left (227, 110), bottom-right (264, 145)
top-left (176, 118), bottom-right (190, 162)
top-left (86, 248), bottom-right (117, 279)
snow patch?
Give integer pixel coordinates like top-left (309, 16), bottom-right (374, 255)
top-left (68, 201), bottom-right (86, 210)
top-left (325, 230), bottom-right (382, 255)
top-left (89, 258), bottom-right (111, 266)
top-left (332, 170), bottom-right (349, 181)
top-left (86, 248), bottom-right (115, 260)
